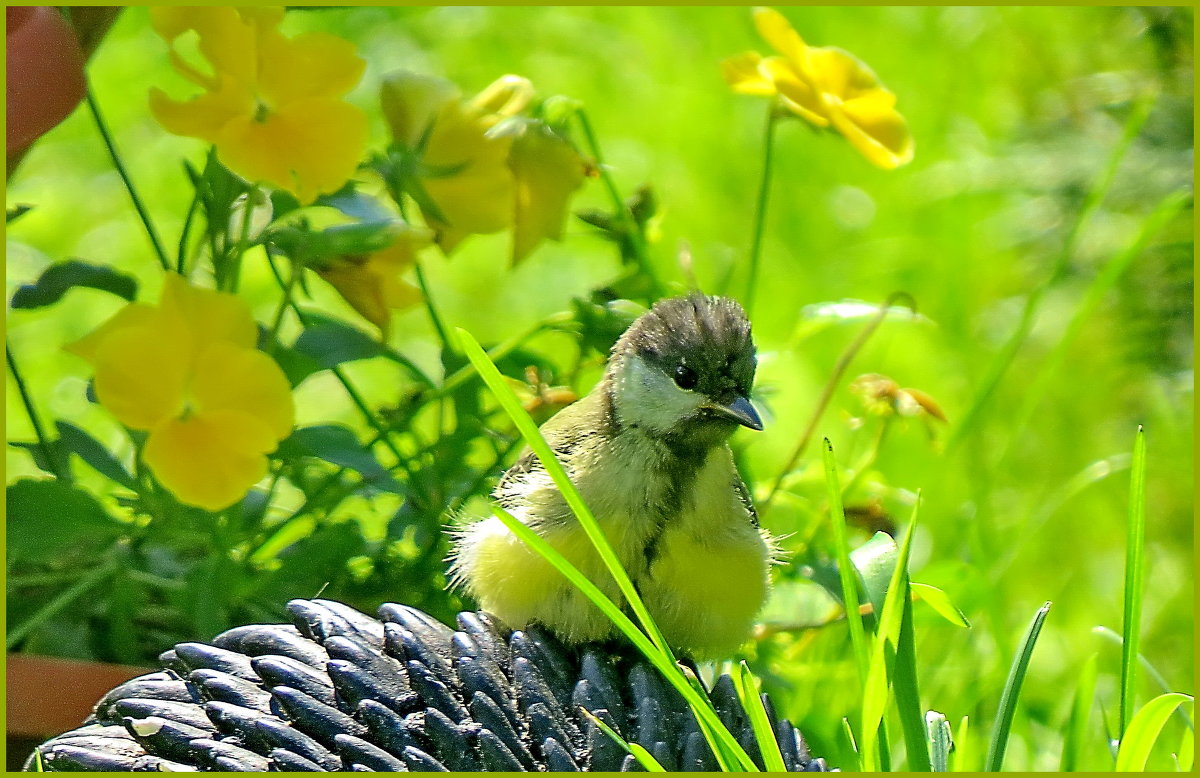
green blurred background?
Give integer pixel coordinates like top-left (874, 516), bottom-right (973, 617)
top-left (6, 6), bottom-right (1193, 771)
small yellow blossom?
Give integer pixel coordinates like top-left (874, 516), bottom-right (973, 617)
top-left (722, 7), bottom-right (914, 169)
top-left (381, 71), bottom-right (586, 263)
top-left (68, 273), bottom-right (294, 511)
top-left (317, 224), bottom-right (433, 337)
top-left (149, 6), bottom-right (368, 203)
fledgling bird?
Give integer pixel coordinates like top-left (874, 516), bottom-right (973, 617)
top-left (450, 293), bottom-right (775, 659)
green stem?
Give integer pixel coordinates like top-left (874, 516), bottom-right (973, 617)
top-left (745, 105), bottom-right (779, 315)
top-left (177, 185), bottom-right (200, 275)
top-left (7, 559), bottom-right (120, 649)
top-left (413, 257), bottom-right (450, 350)
top-left (84, 88), bottom-right (171, 271)
top-left (576, 109), bottom-right (664, 294)
top-left (6, 343), bottom-right (64, 480)
top-left (264, 251), bottom-right (407, 464)
top-left (761, 292), bottom-right (914, 512)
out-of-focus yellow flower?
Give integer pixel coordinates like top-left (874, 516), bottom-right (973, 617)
top-left (722, 7), bottom-right (914, 169)
top-left (317, 224), bottom-right (433, 337)
top-left (381, 71), bottom-right (587, 263)
top-left (68, 273), bottom-right (294, 511)
top-left (149, 6), bottom-right (368, 203)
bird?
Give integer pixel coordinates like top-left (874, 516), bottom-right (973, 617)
top-left (449, 293), bottom-right (776, 659)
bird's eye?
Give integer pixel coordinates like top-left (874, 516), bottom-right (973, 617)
top-left (673, 364), bottom-right (698, 390)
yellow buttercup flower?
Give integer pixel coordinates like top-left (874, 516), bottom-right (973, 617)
top-left (381, 71), bottom-right (586, 263)
top-left (722, 7), bottom-right (914, 169)
top-left (68, 274), bottom-right (294, 511)
top-left (317, 224), bottom-right (433, 338)
top-left (149, 6), bottom-right (368, 203)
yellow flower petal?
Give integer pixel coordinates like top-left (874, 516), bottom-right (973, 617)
top-left (258, 29), bottom-right (366, 105)
top-left (829, 95), bottom-right (914, 169)
top-left (216, 97), bottom-right (369, 203)
top-left (759, 56), bottom-right (829, 126)
top-left (720, 51), bottom-right (776, 96)
top-left (752, 6), bottom-right (807, 62)
top-left (149, 79), bottom-right (253, 145)
top-left (90, 323), bottom-right (191, 431)
top-left (804, 46), bottom-right (881, 103)
top-left (159, 272), bottom-right (258, 350)
top-left (189, 342), bottom-right (295, 441)
top-left (151, 7), bottom-right (262, 90)
top-left (381, 71), bottom-right (462, 149)
top-left (144, 409), bottom-right (277, 511)
top-left (508, 123), bottom-right (587, 264)
top-left (65, 303), bottom-right (160, 364)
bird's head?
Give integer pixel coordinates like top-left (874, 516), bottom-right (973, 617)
top-left (607, 293), bottom-right (762, 452)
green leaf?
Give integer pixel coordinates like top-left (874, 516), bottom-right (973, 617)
top-left (8, 439), bottom-right (71, 479)
top-left (792, 299), bottom-right (928, 343)
top-left (54, 421), bottom-right (136, 489)
top-left (277, 425), bottom-right (403, 493)
top-left (293, 321), bottom-right (389, 368)
top-left (822, 439), bottom-right (870, 685)
top-left (985, 601), bottom-right (1053, 772)
top-left (1115, 693), bottom-right (1193, 771)
top-left (10, 259), bottom-right (138, 309)
top-left (1061, 653), bottom-right (1099, 771)
top-left (849, 530), bottom-right (898, 624)
top-left (6, 479), bottom-right (124, 563)
top-left (912, 582), bottom-right (971, 628)
top-left (8, 204), bottom-right (33, 223)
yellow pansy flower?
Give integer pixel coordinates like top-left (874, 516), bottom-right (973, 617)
top-left (149, 6), bottom-right (368, 203)
top-left (381, 72), bottom-right (586, 263)
top-left (317, 224), bottom-right (433, 338)
top-left (722, 7), bottom-right (914, 169)
top-left (68, 273), bottom-right (294, 511)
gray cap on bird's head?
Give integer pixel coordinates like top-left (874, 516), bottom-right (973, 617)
top-left (610, 293), bottom-right (762, 432)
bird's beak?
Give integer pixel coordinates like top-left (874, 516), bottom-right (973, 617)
top-left (713, 395), bottom-right (764, 431)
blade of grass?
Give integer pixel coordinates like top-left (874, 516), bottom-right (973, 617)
top-left (1115, 693), bottom-right (1194, 771)
top-left (1177, 722), bottom-right (1194, 772)
top-left (735, 661), bottom-right (788, 772)
top-left (1120, 425), bottom-right (1148, 737)
top-left (926, 711), bottom-right (952, 772)
top-left (459, 327), bottom-right (757, 771)
top-left (911, 582), bottom-right (971, 628)
top-left (895, 581), bottom-right (932, 771)
top-left (953, 715), bottom-right (970, 772)
top-left (822, 438), bottom-right (870, 685)
top-left (861, 502), bottom-right (919, 770)
top-left (985, 601), bottom-right (1052, 771)
top-left (1093, 626), bottom-right (1193, 731)
top-left (580, 708), bottom-right (668, 771)
top-left (1060, 652), bottom-right (1100, 771)
top-left (842, 717), bottom-right (861, 771)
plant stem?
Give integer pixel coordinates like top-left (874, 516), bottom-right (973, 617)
top-left (576, 109), bottom-right (664, 294)
top-left (761, 292), bottom-right (915, 512)
top-left (413, 257), bottom-right (450, 350)
top-left (6, 559), bottom-right (119, 649)
top-left (6, 342), bottom-right (64, 480)
top-left (84, 88), bottom-right (171, 271)
top-left (745, 104), bottom-right (779, 315)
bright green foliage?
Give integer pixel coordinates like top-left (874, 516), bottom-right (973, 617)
top-left (5, 6), bottom-right (1192, 772)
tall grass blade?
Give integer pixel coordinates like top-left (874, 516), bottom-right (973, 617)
top-left (953, 715), bottom-right (970, 772)
top-left (459, 328), bottom-right (756, 771)
top-left (860, 504), bottom-right (919, 770)
top-left (1115, 693), bottom-right (1194, 771)
top-left (842, 717), bottom-right (861, 771)
top-left (926, 710), bottom-right (952, 772)
top-left (1120, 426), bottom-right (1148, 737)
top-left (822, 438), bottom-right (870, 684)
top-left (1060, 652), bottom-right (1099, 771)
top-left (895, 585), bottom-right (932, 771)
top-left (1094, 626), bottom-right (1192, 731)
top-left (1176, 723), bottom-right (1194, 772)
top-left (985, 601), bottom-right (1052, 771)
top-left (735, 661), bottom-right (788, 772)
top-left (580, 708), bottom-right (668, 771)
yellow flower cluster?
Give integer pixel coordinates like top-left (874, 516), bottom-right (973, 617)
top-left (69, 274), bottom-right (294, 511)
top-left (723, 7), bottom-right (913, 169)
top-left (149, 6), bottom-right (368, 203)
top-left (382, 72), bottom-right (588, 264)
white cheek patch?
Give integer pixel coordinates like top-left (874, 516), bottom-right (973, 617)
top-left (615, 354), bottom-right (704, 434)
